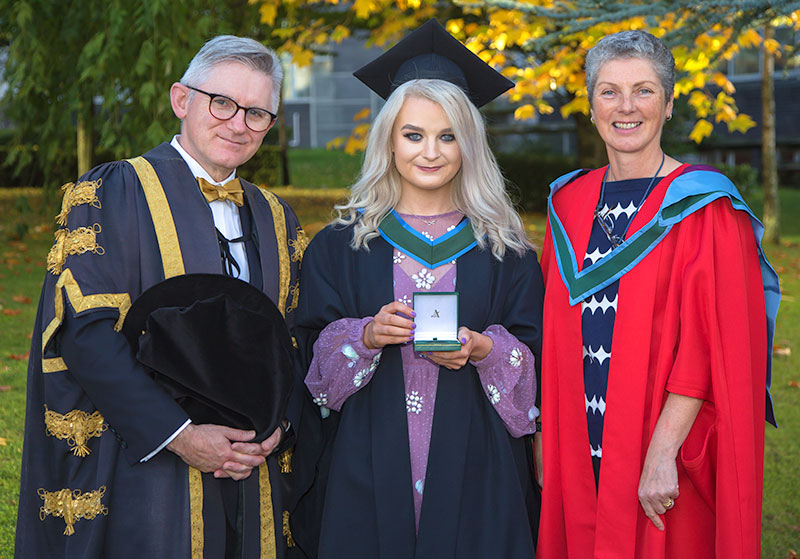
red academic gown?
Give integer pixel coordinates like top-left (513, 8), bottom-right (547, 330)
top-left (539, 164), bottom-right (768, 559)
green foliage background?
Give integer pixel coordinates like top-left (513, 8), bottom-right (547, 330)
top-left (0, 0), bottom-right (266, 188)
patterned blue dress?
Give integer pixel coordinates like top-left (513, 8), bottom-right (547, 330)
top-left (581, 177), bottom-right (651, 486)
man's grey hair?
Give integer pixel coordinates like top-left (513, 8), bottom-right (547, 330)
top-left (180, 35), bottom-right (282, 113)
top-left (585, 30), bottom-right (675, 106)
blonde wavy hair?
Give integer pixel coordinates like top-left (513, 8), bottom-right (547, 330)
top-left (334, 79), bottom-right (531, 260)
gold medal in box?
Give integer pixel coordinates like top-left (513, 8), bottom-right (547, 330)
top-left (413, 292), bottom-right (460, 351)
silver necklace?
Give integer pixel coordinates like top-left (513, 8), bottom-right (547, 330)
top-left (415, 216), bottom-right (437, 226)
top-left (594, 152), bottom-right (666, 249)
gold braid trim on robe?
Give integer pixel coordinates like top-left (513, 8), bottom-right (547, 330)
top-left (41, 268), bottom-right (131, 373)
top-left (259, 463), bottom-right (277, 558)
top-left (256, 188), bottom-right (290, 317)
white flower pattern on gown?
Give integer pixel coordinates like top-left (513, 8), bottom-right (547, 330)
top-left (446, 224), bottom-right (455, 232)
top-left (421, 231), bottom-right (434, 241)
top-left (393, 250), bottom-right (406, 264)
top-left (509, 347), bottom-right (524, 367)
top-left (313, 393), bottom-right (328, 406)
top-left (369, 352), bottom-right (382, 372)
top-left (487, 384), bottom-right (501, 405)
top-left (412, 268), bottom-right (435, 289)
top-left (406, 390), bottom-right (423, 414)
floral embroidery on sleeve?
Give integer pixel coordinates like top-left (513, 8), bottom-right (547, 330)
top-left (509, 347), bottom-right (524, 367)
top-left (486, 384), bottom-right (501, 405)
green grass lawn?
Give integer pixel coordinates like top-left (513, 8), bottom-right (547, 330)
top-left (0, 186), bottom-right (798, 556)
top-left (287, 147), bottom-right (364, 190)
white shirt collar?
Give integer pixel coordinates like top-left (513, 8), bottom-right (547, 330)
top-left (170, 135), bottom-right (236, 186)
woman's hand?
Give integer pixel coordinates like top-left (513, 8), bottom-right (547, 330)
top-left (637, 447), bottom-right (679, 531)
top-left (427, 326), bottom-right (493, 370)
top-left (363, 301), bottom-right (416, 349)
top-left (637, 392), bottom-right (703, 530)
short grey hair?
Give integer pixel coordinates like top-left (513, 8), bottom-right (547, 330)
top-left (585, 30), bottom-right (674, 106)
top-left (180, 35), bottom-right (282, 113)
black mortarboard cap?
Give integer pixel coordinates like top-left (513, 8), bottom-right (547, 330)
top-left (122, 274), bottom-right (294, 443)
top-left (353, 19), bottom-right (514, 108)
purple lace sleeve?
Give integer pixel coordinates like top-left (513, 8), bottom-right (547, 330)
top-left (305, 317), bottom-right (383, 412)
top-left (471, 324), bottom-right (538, 437)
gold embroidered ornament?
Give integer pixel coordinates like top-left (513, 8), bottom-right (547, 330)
top-left (47, 223), bottom-right (105, 275)
top-left (44, 405), bottom-right (107, 457)
top-left (38, 486), bottom-right (108, 535)
top-left (282, 510), bottom-right (296, 547)
top-left (288, 282), bottom-right (300, 313)
top-left (289, 227), bottom-right (310, 263)
top-left (56, 179), bottom-right (102, 226)
top-left (278, 447), bottom-right (293, 474)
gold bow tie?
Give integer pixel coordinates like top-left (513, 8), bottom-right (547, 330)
top-left (197, 177), bottom-right (244, 207)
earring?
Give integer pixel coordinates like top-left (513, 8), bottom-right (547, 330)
top-left (666, 114), bottom-right (672, 121)
top-left (590, 115), bottom-right (595, 125)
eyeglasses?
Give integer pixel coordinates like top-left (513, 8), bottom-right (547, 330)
top-left (186, 85), bottom-right (277, 132)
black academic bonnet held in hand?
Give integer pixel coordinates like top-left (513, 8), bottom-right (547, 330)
top-left (121, 273), bottom-right (293, 443)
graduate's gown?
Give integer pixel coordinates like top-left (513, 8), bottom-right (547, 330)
top-left (292, 219), bottom-right (544, 559)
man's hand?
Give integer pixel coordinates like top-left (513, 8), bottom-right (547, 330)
top-left (167, 423), bottom-right (264, 481)
top-left (217, 424), bottom-right (285, 479)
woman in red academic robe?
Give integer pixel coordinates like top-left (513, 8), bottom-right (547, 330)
top-left (537, 30), bottom-right (779, 559)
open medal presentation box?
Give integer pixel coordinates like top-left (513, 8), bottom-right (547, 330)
top-left (413, 292), bottom-right (460, 352)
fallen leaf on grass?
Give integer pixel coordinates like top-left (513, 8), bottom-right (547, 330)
top-left (789, 381), bottom-right (800, 389)
top-left (12, 294), bottom-right (31, 304)
top-left (0, 438), bottom-right (6, 446)
top-left (774, 345), bottom-right (791, 357)
top-left (8, 352), bottom-right (29, 361)
top-left (786, 549), bottom-right (797, 559)
top-left (0, 386), bottom-right (11, 392)
top-left (2, 309), bottom-right (22, 316)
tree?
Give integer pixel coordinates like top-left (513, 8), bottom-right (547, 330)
top-left (1, 0), bottom-right (268, 187)
top-left (253, 0), bottom-right (799, 163)
top-left (761, 22), bottom-right (779, 244)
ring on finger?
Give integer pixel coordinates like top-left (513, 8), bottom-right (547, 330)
top-left (661, 497), bottom-right (674, 509)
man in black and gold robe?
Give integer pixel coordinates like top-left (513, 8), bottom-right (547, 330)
top-left (15, 36), bottom-right (308, 558)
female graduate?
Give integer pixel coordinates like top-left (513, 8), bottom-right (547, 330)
top-left (538, 30), bottom-right (779, 558)
top-left (292, 19), bottom-right (543, 559)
